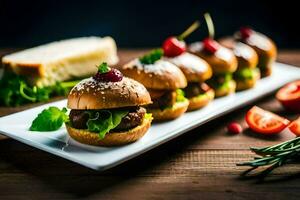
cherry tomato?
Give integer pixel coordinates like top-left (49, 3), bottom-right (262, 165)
top-left (239, 27), bottom-right (253, 39)
top-left (289, 117), bottom-right (300, 136)
top-left (245, 106), bottom-right (290, 135)
top-left (227, 122), bottom-right (243, 134)
top-left (276, 80), bottom-right (300, 113)
top-left (162, 36), bottom-right (186, 57)
top-left (202, 37), bottom-right (220, 54)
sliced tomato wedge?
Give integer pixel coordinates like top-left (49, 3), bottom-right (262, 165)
top-left (245, 106), bottom-right (290, 135)
top-left (289, 117), bottom-right (300, 136)
top-left (276, 80), bottom-right (300, 113)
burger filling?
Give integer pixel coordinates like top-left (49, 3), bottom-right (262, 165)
top-left (183, 82), bottom-right (211, 99)
top-left (234, 68), bottom-right (259, 81)
top-left (69, 107), bottom-right (150, 138)
top-left (208, 73), bottom-right (233, 90)
top-left (147, 89), bottom-right (187, 110)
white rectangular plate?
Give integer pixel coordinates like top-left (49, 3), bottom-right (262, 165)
top-left (0, 62), bottom-right (299, 171)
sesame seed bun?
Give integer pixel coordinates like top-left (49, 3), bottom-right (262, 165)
top-left (67, 77), bottom-right (152, 110)
top-left (148, 100), bottom-right (189, 121)
top-left (235, 31), bottom-right (277, 77)
top-left (164, 52), bottom-right (213, 83)
top-left (121, 59), bottom-right (187, 90)
top-left (238, 32), bottom-right (277, 62)
top-left (218, 38), bottom-right (258, 69)
top-left (65, 116), bottom-right (152, 146)
top-left (187, 88), bottom-right (215, 111)
top-left (188, 42), bottom-right (238, 74)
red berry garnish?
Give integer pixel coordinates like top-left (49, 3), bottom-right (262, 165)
top-left (227, 122), bottom-right (243, 134)
top-left (203, 37), bottom-right (220, 54)
top-left (240, 27), bottom-right (253, 39)
top-left (93, 68), bottom-right (123, 82)
top-left (162, 36), bottom-right (186, 57)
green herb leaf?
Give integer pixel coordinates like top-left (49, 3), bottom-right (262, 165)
top-left (139, 49), bottom-right (163, 65)
top-left (0, 72), bottom-right (79, 106)
top-left (30, 107), bottom-right (69, 131)
top-left (97, 62), bottom-right (110, 74)
top-left (86, 110), bottom-right (128, 139)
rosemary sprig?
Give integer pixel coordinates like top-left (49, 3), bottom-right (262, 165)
top-left (237, 137), bottom-right (300, 177)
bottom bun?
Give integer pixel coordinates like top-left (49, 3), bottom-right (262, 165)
top-left (260, 65), bottom-right (272, 77)
top-left (187, 89), bottom-right (215, 111)
top-left (215, 80), bottom-right (236, 97)
top-left (66, 116), bottom-right (152, 147)
top-left (236, 70), bottom-right (260, 91)
top-left (148, 100), bottom-right (189, 122)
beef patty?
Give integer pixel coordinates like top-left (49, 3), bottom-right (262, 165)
top-left (183, 82), bottom-right (210, 98)
top-left (69, 107), bottom-right (146, 132)
top-left (147, 90), bottom-right (177, 109)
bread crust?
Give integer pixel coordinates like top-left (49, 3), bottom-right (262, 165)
top-left (66, 116), bottom-right (152, 146)
top-left (242, 32), bottom-right (277, 61)
top-left (2, 37), bottom-right (119, 87)
top-left (187, 89), bottom-right (215, 111)
top-left (2, 62), bottom-right (43, 77)
top-left (164, 53), bottom-right (213, 82)
top-left (67, 77), bottom-right (152, 110)
top-left (121, 59), bottom-right (187, 90)
top-left (219, 38), bottom-right (258, 69)
top-left (147, 100), bottom-right (189, 121)
top-left (188, 42), bottom-right (238, 74)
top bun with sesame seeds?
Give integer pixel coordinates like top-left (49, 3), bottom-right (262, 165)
top-left (67, 76), bottom-right (152, 110)
top-left (65, 64), bottom-right (153, 147)
top-left (121, 58), bottom-right (187, 90)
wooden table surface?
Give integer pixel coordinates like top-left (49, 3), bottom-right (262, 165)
top-left (0, 49), bottom-right (300, 199)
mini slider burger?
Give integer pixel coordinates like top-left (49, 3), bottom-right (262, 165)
top-left (121, 49), bottom-right (189, 121)
top-left (234, 27), bottom-right (277, 77)
top-left (66, 63), bottom-right (152, 146)
top-left (219, 39), bottom-right (260, 90)
top-left (189, 13), bottom-right (237, 97)
top-left (162, 21), bottom-right (214, 111)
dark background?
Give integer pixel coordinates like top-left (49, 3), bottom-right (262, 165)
top-left (0, 0), bottom-right (299, 48)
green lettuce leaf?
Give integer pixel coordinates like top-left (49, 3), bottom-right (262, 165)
top-left (30, 107), bottom-right (69, 131)
top-left (0, 72), bottom-right (79, 106)
top-left (234, 68), bottom-right (258, 80)
top-left (207, 73), bottom-right (233, 90)
top-left (86, 110), bottom-right (129, 139)
top-left (176, 89), bottom-right (187, 102)
top-left (144, 113), bottom-right (153, 120)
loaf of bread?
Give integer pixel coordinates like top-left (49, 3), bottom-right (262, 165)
top-left (1, 36), bottom-right (118, 87)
